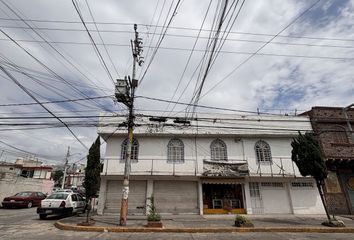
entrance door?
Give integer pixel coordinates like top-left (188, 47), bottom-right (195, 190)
top-left (249, 182), bottom-right (264, 214)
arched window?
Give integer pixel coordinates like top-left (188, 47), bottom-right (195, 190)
top-left (167, 138), bottom-right (184, 163)
top-left (255, 140), bottom-right (272, 164)
top-left (120, 138), bottom-right (139, 162)
top-left (331, 126), bottom-right (348, 144)
top-left (210, 139), bottom-right (228, 161)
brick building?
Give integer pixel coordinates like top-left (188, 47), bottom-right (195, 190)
top-left (304, 106), bottom-right (354, 214)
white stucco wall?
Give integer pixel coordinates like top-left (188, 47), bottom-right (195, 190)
top-left (103, 135), bottom-right (302, 177)
top-left (288, 183), bottom-right (325, 214)
top-left (244, 178), bottom-right (325, 215)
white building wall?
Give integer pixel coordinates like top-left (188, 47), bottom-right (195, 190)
top-left (98, 113), bottom-right (324, 215)
top-left (103, 135), bottom-right (301, 177)
top-left (288, 182), bottom-right (325, 214)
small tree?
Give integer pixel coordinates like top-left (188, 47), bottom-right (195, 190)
top-left (291, 132), bottom-right (330, 220)
top-left (147, 195), bottom-right (161, 222)
top-left (52, 170), bottom-right (64, 187)
top-left (82, 136), bottom-right (101, 223)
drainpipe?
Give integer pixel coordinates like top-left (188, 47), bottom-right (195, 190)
top-left (343, 103), bottom-right (354, 142)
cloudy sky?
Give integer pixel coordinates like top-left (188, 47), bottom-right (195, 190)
top-left (0, 0), bottom-right (353, 164)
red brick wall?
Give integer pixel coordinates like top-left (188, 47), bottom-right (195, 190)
top-left (308, 107), bottom-right (354, 159)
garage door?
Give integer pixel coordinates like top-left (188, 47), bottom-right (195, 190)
top-left (260, 182), bottom-right (292, 214)
top-left (105, 180), bottom-right (146, 215)
top-left (154, 181), bottom-right (199, 214)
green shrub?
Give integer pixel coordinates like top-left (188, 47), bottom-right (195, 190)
top-left (234, 215), bottom-right (247, 225)
top-left (147, 195), bottom-right (161, 222)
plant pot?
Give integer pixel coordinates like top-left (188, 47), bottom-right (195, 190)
top-left (77, 220), bottom-right (96, 226)
top-left (147, 221), bottom-right (163, 228)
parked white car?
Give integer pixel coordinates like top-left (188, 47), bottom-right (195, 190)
top-left (37, 192), bottom-right (86, 219)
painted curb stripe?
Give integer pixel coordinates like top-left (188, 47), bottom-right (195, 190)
top-left (54, 221), bottom-right (354, 233)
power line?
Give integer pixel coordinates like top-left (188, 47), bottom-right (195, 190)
top-left (136, 95), bottom-right (282, 115)
top-left (71, 0), bottom-right (115, 85)
top-left (84, 0), bottom-right (121, 79)
top-left (2, 17), bottom-right (354, 43)
top-left (139, 0), bottom-right (182, 84)
top-left (0, 28), bottom-right (113, 112)
top-left (1, 37), bottom-right (354, 60)
top-left (164, 0), bottom-right (213, 116)
top-left (0, 0), bottom-right (112, 103)
top-left (200, 0), bottom-right (321, 99)
top-left (0, 95), bottom-right (113, 107)
top-left (0, 65), bottom-right (89, 150)
top-left (0, 58), bottom-right (108, 111)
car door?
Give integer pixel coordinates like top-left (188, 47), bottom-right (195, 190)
top-left (36, 192), bottom-right (46, 206)
top-left (71, 194), bottom-right (78, 212)
top-left (77, 195), bottom-right (85, 210)
top-left (30, 192), bottom-right (39, 206)
top-left (33, 192), bottom-right (40, 206)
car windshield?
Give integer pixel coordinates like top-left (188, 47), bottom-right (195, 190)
top-left (46, 193), bottom-right (68, 200)
top-left (14, 192), bottom-right (32, 197)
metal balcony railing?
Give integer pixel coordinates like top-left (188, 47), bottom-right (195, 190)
top-left (247, 157), bottom-right (298, 177)
top-left (102, 157), bottom-right (201, 176)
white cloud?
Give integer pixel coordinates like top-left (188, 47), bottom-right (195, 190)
top-left (0, 0), bottom-right (353, 163)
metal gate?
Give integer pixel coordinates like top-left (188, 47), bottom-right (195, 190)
top-left (154, 181), bottom-right (199, 214)
top-left (105, 180), bottom-right (146, 215)
top-left (249, 182), bottom-right (264, 214)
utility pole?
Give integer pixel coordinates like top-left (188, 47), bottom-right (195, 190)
top-left (61, 146), bottom-right (70, 189)
top-left (115, 24), bottom-right (143, 226)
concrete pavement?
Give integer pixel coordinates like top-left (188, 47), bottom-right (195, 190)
top-left (56, 213), bottom-right (354, 233)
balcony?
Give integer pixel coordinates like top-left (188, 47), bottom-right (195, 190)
top-left (101, 156), bottom-right (300, 177)
top-left (102, 157), bottom-right (201, 176)
top-left (247, 157), bottom-right (300, 177)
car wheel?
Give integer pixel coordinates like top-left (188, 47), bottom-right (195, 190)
top-left (27, 201), bottom-right (33, 208)
top-left (39, 214), bottom-right (47, 220)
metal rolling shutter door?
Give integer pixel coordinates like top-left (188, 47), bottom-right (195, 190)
top-left (105, 180), bottom-right (146, 215)
top-left (154, 181), bottom-right (199, 214)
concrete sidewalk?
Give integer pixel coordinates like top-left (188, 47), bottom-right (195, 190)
top-left (55, 214), bottom-right (354, 233)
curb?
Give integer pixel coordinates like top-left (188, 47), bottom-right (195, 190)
top-left (54, 221), bottom-right (354, 233)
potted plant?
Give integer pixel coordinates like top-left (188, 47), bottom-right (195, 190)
top-left (146, 195), bottom-right (162, 228)
top-left (234, 214), bottom-right (253, 227)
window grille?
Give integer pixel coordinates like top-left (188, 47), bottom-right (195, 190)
top-left (255, 140), bottom-right (272, 164)
top-left (167, 138), bottom-right (184, 163)
top-left (261, 182), bottom-right (283, 188)
top-left (210, 139), bottom-right (228, 161)
top-left (291, 182), bottom-right (314, 188)
top-left (120, 138), bottom-right (139, 162)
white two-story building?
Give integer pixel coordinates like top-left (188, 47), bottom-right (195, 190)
top-left (97, 112), bottom-right (325, 216)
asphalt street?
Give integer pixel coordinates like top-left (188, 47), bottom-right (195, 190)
top-left (0, 208), bottom-right (354, 240)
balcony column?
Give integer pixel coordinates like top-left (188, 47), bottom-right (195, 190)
top-left (244, 181), bottom-right (253, 214)
top-left (198, 179), bottom-right (203, 215)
